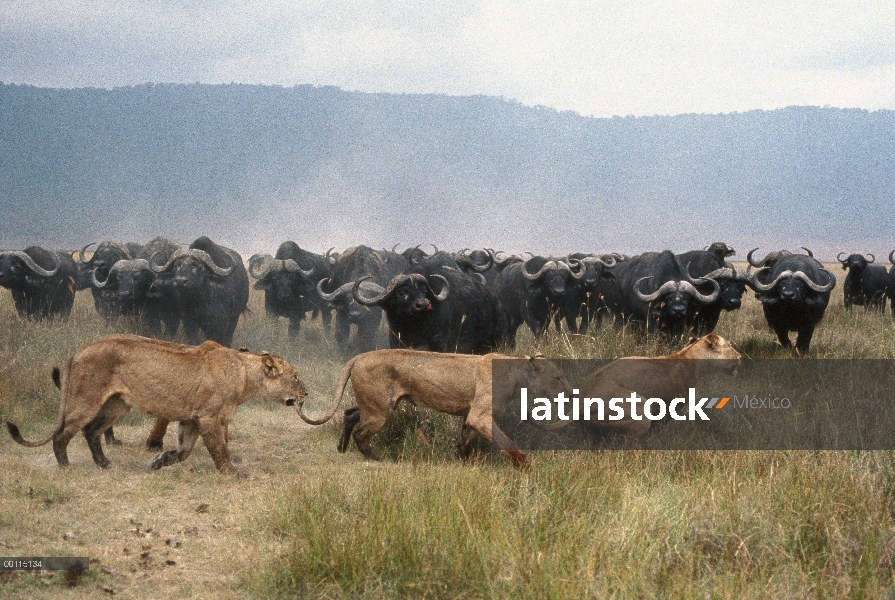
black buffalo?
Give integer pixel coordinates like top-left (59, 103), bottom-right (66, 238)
top-left (74, 241), bottom-right (134, 323)
top-left (317, 246), bottom-right (409, 354)
top-left (249, 242), bottom-right (333, 337)
top-left (746, 247), bottom-right (814, 270)
top-left (705, 242), bottom-right (736, 262)
top-left (557, 253), bottom-right (617, 334)
top-left (612, 250), bottom-right (721, 336)
top-left (90, 237), bottom-right (183, 339)
top-left (888, 251), bottom-right (895, 317)
top-left (452, 248), bottom-right (497, 286)
top-left (151, 236), bottom-right (248, 347)
top-left (352, 261), bottom-right (506, 354)
top-left (751, 252), bottom-right (836, 354)
top-left (494, 256), bottom-right (584, 344)
top-left (676, 250), bottom-right (752, 335)
top-left (0, 247), bottom-right (78, 321)
top-left (837, 252), bottom-right (888, 311)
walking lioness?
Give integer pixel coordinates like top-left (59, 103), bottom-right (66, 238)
top-left (296, 349), bottom-right (572, 467)
top-left (580, 333), bottom-right (741, 440)
top-left (7, 335), bottom-right (307, 475)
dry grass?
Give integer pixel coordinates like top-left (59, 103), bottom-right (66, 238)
top-left (2, 277), bottom-right (895, 598)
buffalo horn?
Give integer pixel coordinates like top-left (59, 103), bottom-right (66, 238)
top-left (634, 278), bottom-right (678, 302)
top-left (522, 258), bottom-right (561, 280)
top-left (1, 250), bottom-right (59, 277)
top-left (353, 274), bottom-right (429, 306)
top-left (746, 248), bottom-right (765, 268)
top-left (282, 258), bottom-right (315, 277)
top-left (316, 278), bottom-right (355, 302)
top-left (248, 254), bottom-right (275, 279)
top-left (77, 242), bottom-right (97, 264)
top-left (680, 279), bottom-right (720, 303)
top-left (427, 274), bottom-right (450, 302)
top-left (183, 249), bottom-right (235, 276)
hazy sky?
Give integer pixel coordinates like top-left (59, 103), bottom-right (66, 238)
top-left (2, 1), bottom-right (893, 117)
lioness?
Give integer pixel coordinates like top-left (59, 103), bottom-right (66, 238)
top-left (580, 333), bottom-right (741, 440)
top-left (296, 349), bottom-right (572, 467)
top-left (7, 334), bottom-right (307, 475)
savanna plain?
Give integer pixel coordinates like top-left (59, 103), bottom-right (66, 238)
top-left (2, 265), bottom-right (895, 599)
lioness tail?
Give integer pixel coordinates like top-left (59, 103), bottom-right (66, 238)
top-left (296, 355), bottom-right (358, 425)
top-left (6, 366), bottom-right (66, 447)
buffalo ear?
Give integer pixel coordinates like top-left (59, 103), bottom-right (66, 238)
top-left (262, 356), bottom-right (281, 377)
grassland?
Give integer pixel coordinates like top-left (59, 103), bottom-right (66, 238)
top-left (2, 269), bottom-right (895, 599)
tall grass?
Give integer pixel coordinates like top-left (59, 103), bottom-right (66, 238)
top-left (255, 452), bottom-right (895, 598)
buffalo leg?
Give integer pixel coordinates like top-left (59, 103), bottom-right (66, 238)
top-left (287, 317), bottom-right (302, 338)
top-left (145, 417), bottom-right (171, 450)
top-left (357, 321), bottom-right (379, 353)
top-left (335, 315), bottom-right (351, 353)
top-left (795, 327), bottom-right (815, 355)
top-left (148, 420), bottom-right (200, 471)
top-left (321, 307), bottom-right (332, 331)
top-left (772, 324), bottom-right (792, 348)
top-left (182, 320), bottom-right (202, 345)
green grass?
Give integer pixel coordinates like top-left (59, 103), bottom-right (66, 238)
top-left (2, 274), bottom-right (895, 598)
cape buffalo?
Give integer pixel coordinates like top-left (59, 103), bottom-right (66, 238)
top-left (888, 251), bottom-right (895, 317)
top-left (0, 247), bottom-right (78, 321)
top-left (705, 242), bottom-right (736, 262)
top-left (352, 259), bottom-right (506, 355)
top-left (838, 252), bottom-right (888, 311)
top-left (751, 252), bottom-right (836, 354)
top-left (249, 242), bottom-right (333, 338)
top-left (494, 255), bottom-right (584, 345)
top-left (150, 236), bottom-right (248, 347)
top-left (613, 250), bottom-right (720, 337)
top-left (317, 245), bottom-right (409, 354)
top-left (559, 253), bottom-right (617, 334)
top-left (676, 249), bottom-right (752, 335)
top-left (74, 241), bottom-right (133, 323)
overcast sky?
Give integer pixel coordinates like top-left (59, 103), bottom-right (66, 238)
top-left (1, 1), bottom-right (893, 117)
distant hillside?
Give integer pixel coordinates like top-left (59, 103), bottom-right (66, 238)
top-left (1, 82), bottom-right (893, 259)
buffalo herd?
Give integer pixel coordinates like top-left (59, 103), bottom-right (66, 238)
top-left (11, 238), bottom-right (895, 355)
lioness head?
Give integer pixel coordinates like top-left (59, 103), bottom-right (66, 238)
top-left (681, 334), bottom-right (741, 375)
top-left (258, 354), bottom-right (308, 406)
top-left (524, 354), bottom-right (573, 399)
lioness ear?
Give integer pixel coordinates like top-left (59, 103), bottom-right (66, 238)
top-left (262, 356), bottom-right (281, 377)
top-left (238, 347), bottom-right (249, 353)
